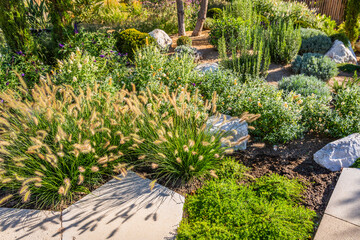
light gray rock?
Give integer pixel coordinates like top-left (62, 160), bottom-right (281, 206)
top-left (206, 114), bottom-right (248, 150)
top-left (348, 40), bottom-right (357, 61)
top-left (314, 133), bottom-right (360, 171)
top-left (148, 29), bottom-right (172, 49)
top-left (325, 40), bottom-right (358, 65)
top-left (194, 63), bottom-right (219, 73)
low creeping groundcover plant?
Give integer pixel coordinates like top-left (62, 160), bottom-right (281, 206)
top-left (177, 158), bottom-right (316, 239)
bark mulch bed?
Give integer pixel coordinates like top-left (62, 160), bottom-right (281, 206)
top-left (234, 134), bottom-right (341, 220)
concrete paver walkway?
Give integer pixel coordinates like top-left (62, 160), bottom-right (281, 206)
top-left (315, 168), bottom-right (360, 240)
top-left (0, 172), bottom-right (185, 240)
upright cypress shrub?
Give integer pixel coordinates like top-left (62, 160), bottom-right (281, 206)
top-left (344, 0), bottom-right (360, 45)
top-left (0, 0), bottom-right (33, 52)
top-left (47, 0), bottom-right (73, 43)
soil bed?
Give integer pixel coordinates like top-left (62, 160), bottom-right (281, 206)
top-left (233, 133), bottom-right (340, 219)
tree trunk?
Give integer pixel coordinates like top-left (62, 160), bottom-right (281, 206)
top-left (176, 0), bottom-right (186, 36)
top-left (192, 0), bottom-right (208, 36)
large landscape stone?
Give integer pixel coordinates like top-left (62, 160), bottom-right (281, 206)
top-left (62, 171), bottom-right (184, 240)
top-left (325, 40), bottom-right (357, 65)
top-left (314, 133), bottom-right (360, 171)
top-left (194, 63), bottom-right (219, 73)
top-left (148, 29), bottom-right (172, 49)
top-left (206, 114), bottom-right (248, 150)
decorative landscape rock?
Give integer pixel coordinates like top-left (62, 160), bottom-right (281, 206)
top-left (194, 62), bottom-right (219, 73)
top-left (206, 114), bottom-right (249, 150)
top-left (325, 40), bottom-right (357, 65)
top-left (314, 133), bottom-right (360, 171)
top-left (148, 29), bottom-right (172, 49)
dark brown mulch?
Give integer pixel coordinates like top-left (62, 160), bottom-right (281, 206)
top-left (233, 133), bottom-right (340, 219)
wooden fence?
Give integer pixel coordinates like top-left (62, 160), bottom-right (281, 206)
top-left (291, 0), bottom-right (348, 23)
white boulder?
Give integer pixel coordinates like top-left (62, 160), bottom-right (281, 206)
top-left (194, 63), bottom-right (219, 73)
top-left (325, 40), bottom-right (357, 65)
top-left (314, 133), bottom-right (360, 171)
top-left (148, 29), bottom-right (172, 49)
top-left (206, 114), bottom-right (249, 150)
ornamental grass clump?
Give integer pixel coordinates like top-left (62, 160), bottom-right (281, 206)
top-left (0, 79), bottom-right (136, 209)
top-left (128, 88), bottom-right (254, 185)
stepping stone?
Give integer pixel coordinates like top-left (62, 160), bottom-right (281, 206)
top-left (62, 171), bottom-right (185, 240)
top-left (0, 208), bottom-right (61, 240)
top-left (314, 214), bottom-right (360, 240)
top-left (324, 168), bottom-right (360, 226)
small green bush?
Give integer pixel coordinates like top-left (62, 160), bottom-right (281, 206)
top-left (207, 8), bottom-right (223, 19)
top-left (330, 33), bottom-right (351, 48)
top-left (269, 20), bottom-right (302, 64)
top-left (292, 53), bottom-right (338, 80)
top-left (299, 28), bottom-right (332, 55)
top-left (209, 17), bottom-right (245, 49)
top-left (279, 75), bottom-right (331, 102)
top-left (203, 18), bottom-right (214, 30)
top-left (114, 28), bottom-right (155, 59)
top-left (178, 168), bottom-right (315, 239)
top-left (176, 36), bottom-right (192, 46)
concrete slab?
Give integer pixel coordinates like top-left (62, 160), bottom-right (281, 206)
top-left (0, 208), bottom-right (61, 240)
top-left (62, 171), bottom-right (185, 240)
top-left (314, 214), bottom-right (360, 240)
top-left (325, 168), bottom-right (360, 226)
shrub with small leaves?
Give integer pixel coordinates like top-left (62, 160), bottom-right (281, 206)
top-left (299, 28), bottom-right (332, 55)
top-left (177, 36), bottom-right (192, 46)
top-left (207, 8), bottom-right (223, 19)
top-left (114, 28), bottom-right (155, 59)
top-left (279, 74), bottom-right (331, 102)
top-left (292, 53), bottom-right (338, 80)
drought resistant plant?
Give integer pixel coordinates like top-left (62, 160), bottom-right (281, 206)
top-left (299, 28), bottom-right (332, 55)
top-left (0, 46), bottom-right (50, 90)
top-left (344, 0), bottom-right (360, 45)
top-left (219, 26), bottom-right (271, 81)
top-left (207, 8), bottom-right (223, 19)
top-left (0, 80), bottom-right (135, 209)
top-left (177, 161), bottom-right (315, 239)
top-left (292, 53), bottom-right (338, 81)
top-left (46, 0), bottom-right (73, 43)
top-left (114, 28), bottom-right (155, 59)
top-left (0, 0), bottom-right (34, 52)
top-left (128, 89), bottom-right (248, 185)
top-left (130, 45), bottom-right (197, 93)
top-left (269, 20), bottom-right (301, 64)
top-left (279, 75), bottom-right (331, 102)
top-left (177, 36), bottom-right (192, 46)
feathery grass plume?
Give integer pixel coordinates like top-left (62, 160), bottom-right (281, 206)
top-left (0, 80), bottom-right (136, 209)
top-left (0, 195), bottom-right (13, 205)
